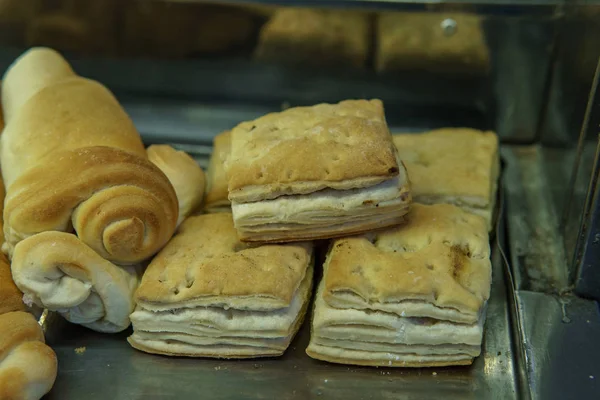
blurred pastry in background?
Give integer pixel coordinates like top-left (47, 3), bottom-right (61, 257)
top-left (122, 1), bottom-right (259, 58)
top-left (255, 8), bottom-right (371, 69)
top-left (306, 204), bottom-right (491, 367)
top-left (27, 0), bottom-right (118, 55)
top-left (129, 213), bottom-right (313, 358)
top-left (393, 128), bottom-right (499, 230)
top-left (376, 12), bottom-right (490, 75)
top-left (204, 131), bottom-right (231, 213)
top-left (0, 0), bottom-right (35, 47)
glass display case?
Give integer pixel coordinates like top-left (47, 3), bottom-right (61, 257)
top-left (0, 1), bottom-right (598, 399)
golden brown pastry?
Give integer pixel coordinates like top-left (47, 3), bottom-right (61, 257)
top-left (147, 144), bottom-right (205, 226)
top-left (393, 128), bottom-right (499, 230)
top-left (255, 8), bottom-right (371, 68)
top-left (204, 131), bottom-right (231, 213)
top-left (0, 48), bottom-right (178, 263)
top-left (306, 204), bottom-right (491, 367)
top-left (0, 311), bottom-right (57, 400)
top-left (226, 99), bottom-right (411, 242)
top-left (129, 213), bottom-right (313, 358)
top-left (11, 231), bottom-right (139, 333)
top-left (122, 1), bottom-right (257, 58)
top-left (376, 12), bottom-right (490, 75)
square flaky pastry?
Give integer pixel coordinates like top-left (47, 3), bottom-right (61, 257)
top-left (226, 99), bottom-right (411, 242)
top-left (254, 8), bottom-right (370, 69)
top-left (204, 130), bottom-right (231, 212)
top-left (306, 204), bottom-right (491, 367)
top-left (129, 213), bottom-right (313, 358)
top-left (393, 128), bottom-right (499, 230)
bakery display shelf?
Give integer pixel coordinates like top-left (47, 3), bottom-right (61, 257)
top-left (39, 129), bottom-right (519, 399)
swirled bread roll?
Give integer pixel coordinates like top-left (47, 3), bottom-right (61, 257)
top-left (0, 311), bottom-right (57, 400)
top-left (0, 48), bottom-right (178, 263)
top-left (11, 231), bottom-right (139, 333)
top-left (147, 145), bottom-right (205, 226)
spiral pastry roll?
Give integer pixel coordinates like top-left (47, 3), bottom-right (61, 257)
top-left (11, 231), bottom-right (140, 333)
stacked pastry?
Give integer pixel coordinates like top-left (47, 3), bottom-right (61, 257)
top-left (393, 128), bottom-right (499, 230)
top-left (225, 99), bottom-right (412, 242)
top-left (306, 204), bottom-right (491, 367)
top-left (129, 213), bottom-right (313, 358)
top-left (255, 8), bottom-right (371, 68)
top-left (204, 130), bottom-right (232, 213)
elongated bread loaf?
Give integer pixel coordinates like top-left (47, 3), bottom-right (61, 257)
top-left (0, 311), bottom-right (57, 400)
top-left (12, 231), bottom-right (139, 333)
top-left (147, 145), bottom-right (205, 226)
top-left (0, 48), bottom-right (178, 263)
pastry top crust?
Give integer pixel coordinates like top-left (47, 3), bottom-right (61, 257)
top-left (393, 128), bottom-right (498, 206)
top-left (136, 213), bottom-right (313, 311)
top-left (205, 131), bottom-right (231, 208)
top-left (227, 99), bottom-right (399, 203)
top-left (324, 203), bottom-right (491, 317)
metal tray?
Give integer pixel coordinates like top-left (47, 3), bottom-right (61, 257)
top-left (41, 150), bottom-right (518, 400)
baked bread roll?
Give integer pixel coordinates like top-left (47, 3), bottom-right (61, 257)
top-left (1, 48), bottom-right (178, 263)
top-left (306, 204), bottom-right (491, 367)
top-left (11, 231), bottom-right (139, 333)
top-left (0, 311), bottom-right (57, 400)
top-left (226, 99), bottom-right (411, 242)
top-left (393, 128), bottom-right (499, 230)
top-left (204, 131), bottom-right (231, 213)
top-left (129, 213), bottom-right (313, 358)
top-left (147, 145), bottom-right (205, 226)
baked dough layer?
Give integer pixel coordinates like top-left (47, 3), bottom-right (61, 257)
top-left (129, 264), bottom-right (312, 358)
top-left (393, 128), bottom-right (499, 230)
top-left (232, 162), bottom-right (411, 242)
top-left (306, 204), bottom-right (491, 367)
top-left (129, 213), bottom-right (313, 358)
top-left (226, 99), bottom-right (398, 203)
top-left (324, 204), bottom-right (490, 324)
top-left (136, 213), bottom-right (312, 311)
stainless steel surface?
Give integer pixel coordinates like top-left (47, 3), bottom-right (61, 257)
top-left (515, 291), bottom-right (600, 400)
top-left (43, 232), bottom-right (517, 400)
top-left (502, 145), bottom-right (569, 292)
